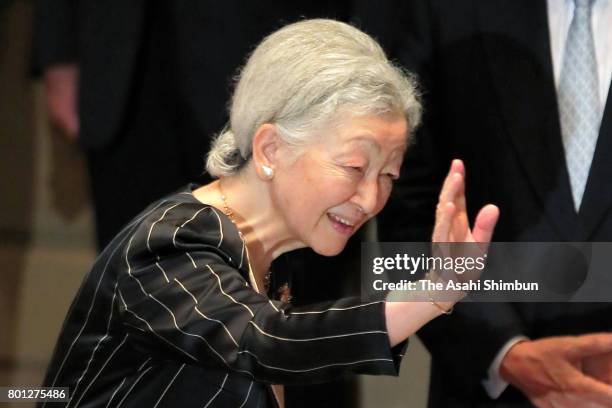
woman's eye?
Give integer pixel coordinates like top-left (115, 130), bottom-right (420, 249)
top-left (383, 173), bottom-right (399, 181)
top-left (346, 166), bottom-right (364, 174)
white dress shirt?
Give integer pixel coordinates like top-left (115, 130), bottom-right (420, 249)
top-left (549, 0), bottom-right (612, 109)
top-left (483, 0), bottom-right (612, 399)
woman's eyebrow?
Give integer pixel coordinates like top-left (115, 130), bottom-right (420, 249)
top-left (344, 136), bottom-right (381, 153)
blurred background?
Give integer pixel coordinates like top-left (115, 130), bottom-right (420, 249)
top-left (0, 1), bottom-right (430, 407)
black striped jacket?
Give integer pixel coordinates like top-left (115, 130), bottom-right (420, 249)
top-left (40, 185), bottom-right (406, 407)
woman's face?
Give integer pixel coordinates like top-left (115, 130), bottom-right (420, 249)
top-left (272, 114), bottom-right (408, 256)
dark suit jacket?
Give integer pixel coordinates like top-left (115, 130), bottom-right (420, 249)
top-left (32, 0), bottom-right (353, 151)
top-left (377, 0), bottom-right (612, 406)
top-left (41, 185), bottom-right (406, 407)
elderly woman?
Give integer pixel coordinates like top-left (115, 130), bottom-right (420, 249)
top-left (41, 19), bottom-right (498, 408)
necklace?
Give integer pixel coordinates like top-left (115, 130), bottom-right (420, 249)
top-left (218, 182), bottom-right (283, 408)
top-left (218, 182), bottom-right (271, 293)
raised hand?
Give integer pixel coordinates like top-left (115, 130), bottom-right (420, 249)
top-left (428, 160), bottom-right (498, 299)
top-left (384, 160), bottom-right (498, 345)
top-left (432, 159), bottom-right (498, 244)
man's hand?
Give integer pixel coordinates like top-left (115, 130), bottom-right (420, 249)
top-left (500, 334), bottom-right (612, 408)
top-left (44, 64), bottom-right (79, 140)
top-left (584, 350), bottom-right (612, 385)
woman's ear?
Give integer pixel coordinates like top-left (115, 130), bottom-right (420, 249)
top-left (252, 123), bottom-right (280, 180)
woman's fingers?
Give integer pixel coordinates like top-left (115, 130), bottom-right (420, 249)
top-left (472, 204), bottom-right (499, 244)
top-left (439, 160), bottom-right (464, 205)
top-left (433, 202), bottom-right (455, 242)
top-left (454, 162), bottom-right (467, 214)
top-left (435, 160), bottom-right (467, 242)
top-left (450, 159), bottom-right (464, 176)
top-left (435, 159), bottom-right (498, 244)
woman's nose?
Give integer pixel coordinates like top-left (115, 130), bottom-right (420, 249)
top-left (353, 178), bottom-right (379, 215)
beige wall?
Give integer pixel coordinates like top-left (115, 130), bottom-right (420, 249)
top-left (0, 3), bottom-right (96, 405)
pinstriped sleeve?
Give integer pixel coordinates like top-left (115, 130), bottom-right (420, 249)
top-left (116, 202), bottom-right (407, 384)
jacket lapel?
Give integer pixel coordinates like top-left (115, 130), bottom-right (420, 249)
top-left (476, 0), bottom-right (578, 240)
top-left (579, 88), bottom-right (612, 239)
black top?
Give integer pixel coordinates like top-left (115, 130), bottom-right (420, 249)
top-left (41, 185), bottom-right (406, 408)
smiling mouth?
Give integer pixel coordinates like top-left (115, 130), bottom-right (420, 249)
top-left (327, 213), bottom-right (357, 235)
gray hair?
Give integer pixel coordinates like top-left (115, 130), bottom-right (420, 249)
top-left (206, 18), bottom-right (422, 178)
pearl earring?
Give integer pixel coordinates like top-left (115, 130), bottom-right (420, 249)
top-left (262, 165), bottom-right (274, 178)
